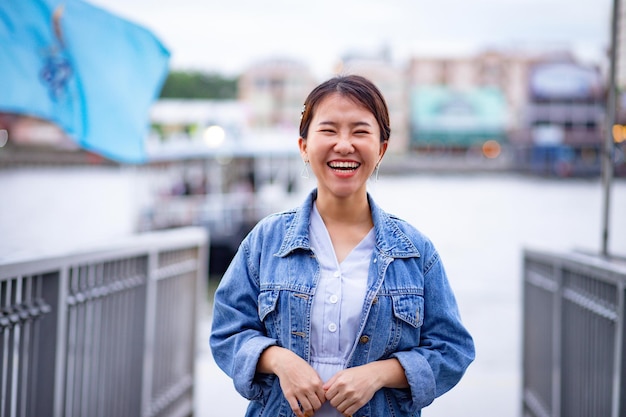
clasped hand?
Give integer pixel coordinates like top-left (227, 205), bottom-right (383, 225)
top-left (272, 349), bottom-right (379, 417)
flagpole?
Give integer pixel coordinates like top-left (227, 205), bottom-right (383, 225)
top-left (602, 0), bottom-right (619, 257)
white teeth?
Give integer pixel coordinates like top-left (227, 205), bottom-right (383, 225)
top-left (329, 161), bottom-right (359, 169)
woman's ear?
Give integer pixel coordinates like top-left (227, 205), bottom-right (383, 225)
top-left (379, 140), bottom-right (389, 161)
top-left (298, 137), bottom-right (308, 161)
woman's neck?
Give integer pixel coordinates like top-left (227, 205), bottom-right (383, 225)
top-left (315, 191), bottom-right (372, 227)
top-left (315, 190), bottom-right (373, 263)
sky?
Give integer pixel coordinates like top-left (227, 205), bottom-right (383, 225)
top-left (90, 0), bottom-right (614, 79)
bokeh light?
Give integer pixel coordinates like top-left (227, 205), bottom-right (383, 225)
top-left (482, 140), bottom-right (501, 159)
top-left (203, 125), bottom-right (225, 148)
top-left (613, 124), bottom-right (626, 143)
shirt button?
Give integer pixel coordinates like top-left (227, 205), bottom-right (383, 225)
top-left (359, 335), bottom-right (370, 344)
top-left (333, 271), bottom-right (340, 278)
top-left (328, 323), bottom-right (337, 332)
top-left (329, 294), bottom-right (338, 304)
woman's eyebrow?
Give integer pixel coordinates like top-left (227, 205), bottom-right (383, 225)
top-left (316, 121), bottom-right (372, 127)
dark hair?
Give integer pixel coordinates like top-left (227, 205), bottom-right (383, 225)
top-left (299, 75), bottom-right (391, 143)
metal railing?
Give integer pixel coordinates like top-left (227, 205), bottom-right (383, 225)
top-left (0, 227), bottom-right (208, 417)
top-left (522, 249), bottom-right (626, 417)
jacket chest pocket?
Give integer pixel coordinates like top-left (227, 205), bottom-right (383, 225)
top-left (391, 293), bottom-right (425, 328)
top-left (258, 290), bottom-right (279, 321)
top-left (258, 290), bottom-right (280, 337)
top-left (258, 289), bottom-right (311, 344)
top-left (364, 291), bottom-right (425, 357)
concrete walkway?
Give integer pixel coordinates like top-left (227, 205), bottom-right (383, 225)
top-left (195, 314), bottom-right (248, 416)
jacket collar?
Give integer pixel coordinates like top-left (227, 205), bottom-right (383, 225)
top-left (276, 189), bottom-right (421, 259)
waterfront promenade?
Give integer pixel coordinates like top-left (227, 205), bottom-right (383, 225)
top-left (2, 168), bottom-right (625, 416)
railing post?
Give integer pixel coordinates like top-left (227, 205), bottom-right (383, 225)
top-left (612, 281), bottom-right (624, 417)
top-left (192, 231), bottom-right (209, 410)
top-left (141, 249), bottom-right (159, 417)
top-left (53, 265), bottom-right (69, 417)
top-left (552, 259), bottom-right (562, 417)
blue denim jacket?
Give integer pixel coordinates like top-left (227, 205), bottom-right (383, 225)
top-left (210, 190), bottom-right (475, 417)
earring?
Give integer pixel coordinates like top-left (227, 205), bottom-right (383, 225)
top-left (301, 160), bottom-right (310, 179)
top-left (374, 163), bottom-right (380, 182)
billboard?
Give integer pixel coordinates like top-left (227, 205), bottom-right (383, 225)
top-left (529, 63), bottom-right (602, 101)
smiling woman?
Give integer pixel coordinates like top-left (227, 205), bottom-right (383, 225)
top-left (299, 93), bottom-right (386, 207)
top-left (297, 77), bottom-right (390, 263)
top-left (210, 75), bottom-right (475, 417)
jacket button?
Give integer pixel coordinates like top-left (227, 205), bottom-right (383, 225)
top-left (372, 297), bottom-right (378, 305)
top-left (359, 335), bottom-right (370, 344)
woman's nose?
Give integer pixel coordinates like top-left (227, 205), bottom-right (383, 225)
top-left (334, 134), bottom-right (354, 153)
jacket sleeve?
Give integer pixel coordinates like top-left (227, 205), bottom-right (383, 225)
top-left (391, 249), bottom-right (475, 412)
top-left (209, 234), bottom-right (278, 401)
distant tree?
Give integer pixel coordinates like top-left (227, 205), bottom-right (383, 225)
top-left (159, 71), bottom-right (238, 99)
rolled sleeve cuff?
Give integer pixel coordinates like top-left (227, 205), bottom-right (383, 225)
top-left (233, 336), bottom-right (278, 400)
top-left (392, 350), bottom-right (436, 411)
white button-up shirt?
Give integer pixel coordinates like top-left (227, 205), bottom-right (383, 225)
top-left (309, 203), bottom-right (374, 416)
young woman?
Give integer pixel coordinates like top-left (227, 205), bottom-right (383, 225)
top-left (210, 75), bottom-right (474, 417)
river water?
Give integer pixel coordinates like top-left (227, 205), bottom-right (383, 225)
top-left (2, 167), bottom-right (625, 416)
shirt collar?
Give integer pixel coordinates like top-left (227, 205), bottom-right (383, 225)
top-left (276, 189), bottom-right (420, 259)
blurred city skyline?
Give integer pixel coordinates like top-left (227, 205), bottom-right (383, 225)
top-left (90, 0), bottom-right (613, 79)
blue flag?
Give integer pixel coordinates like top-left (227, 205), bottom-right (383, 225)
top-left (0, 0), bottom-right (170, 163)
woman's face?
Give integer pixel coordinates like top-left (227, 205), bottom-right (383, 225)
top-left (299, 93), bottom-right (387, 201)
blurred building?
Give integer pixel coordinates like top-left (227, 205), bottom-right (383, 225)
top-left (238, 59), bottom-right (318, 130)
top-left (232, 47), bottom-right (615, 176)
top-left (405, 49), bottom-right (613, 177)
top-left (0, 113), bottom-right (75, 148)
top-left (407, 50), bottom-right (531, 156)
top-left (408, 50), bottom-right (532, 132)
top-left (0, 113), bottom-right (114, 166)
top-left (512, 54), bottom-right (606, 176)
top-left (409, 85), bottom-right (508, 154)
top-left (335, 49), bottom-right (410, 154)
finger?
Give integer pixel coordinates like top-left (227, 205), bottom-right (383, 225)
top-left (287, 399), bottom-right (305, 417)
top-left (324, 384), bottom-right (338, 401)
top-left (340, 399), bottom-right (361, 417)
top-left (299, 399), bottom-right (315, 417)
top-left (314, 385), bottom-right (327, 405)
top-left (306, 392), bottom-right (323, 411)
top-left (323, 374), bottom-right (337, 391)
top-left (299, 394), bottom-right (322, 417)
top-left (333, 395), bottom-right (357, 415)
